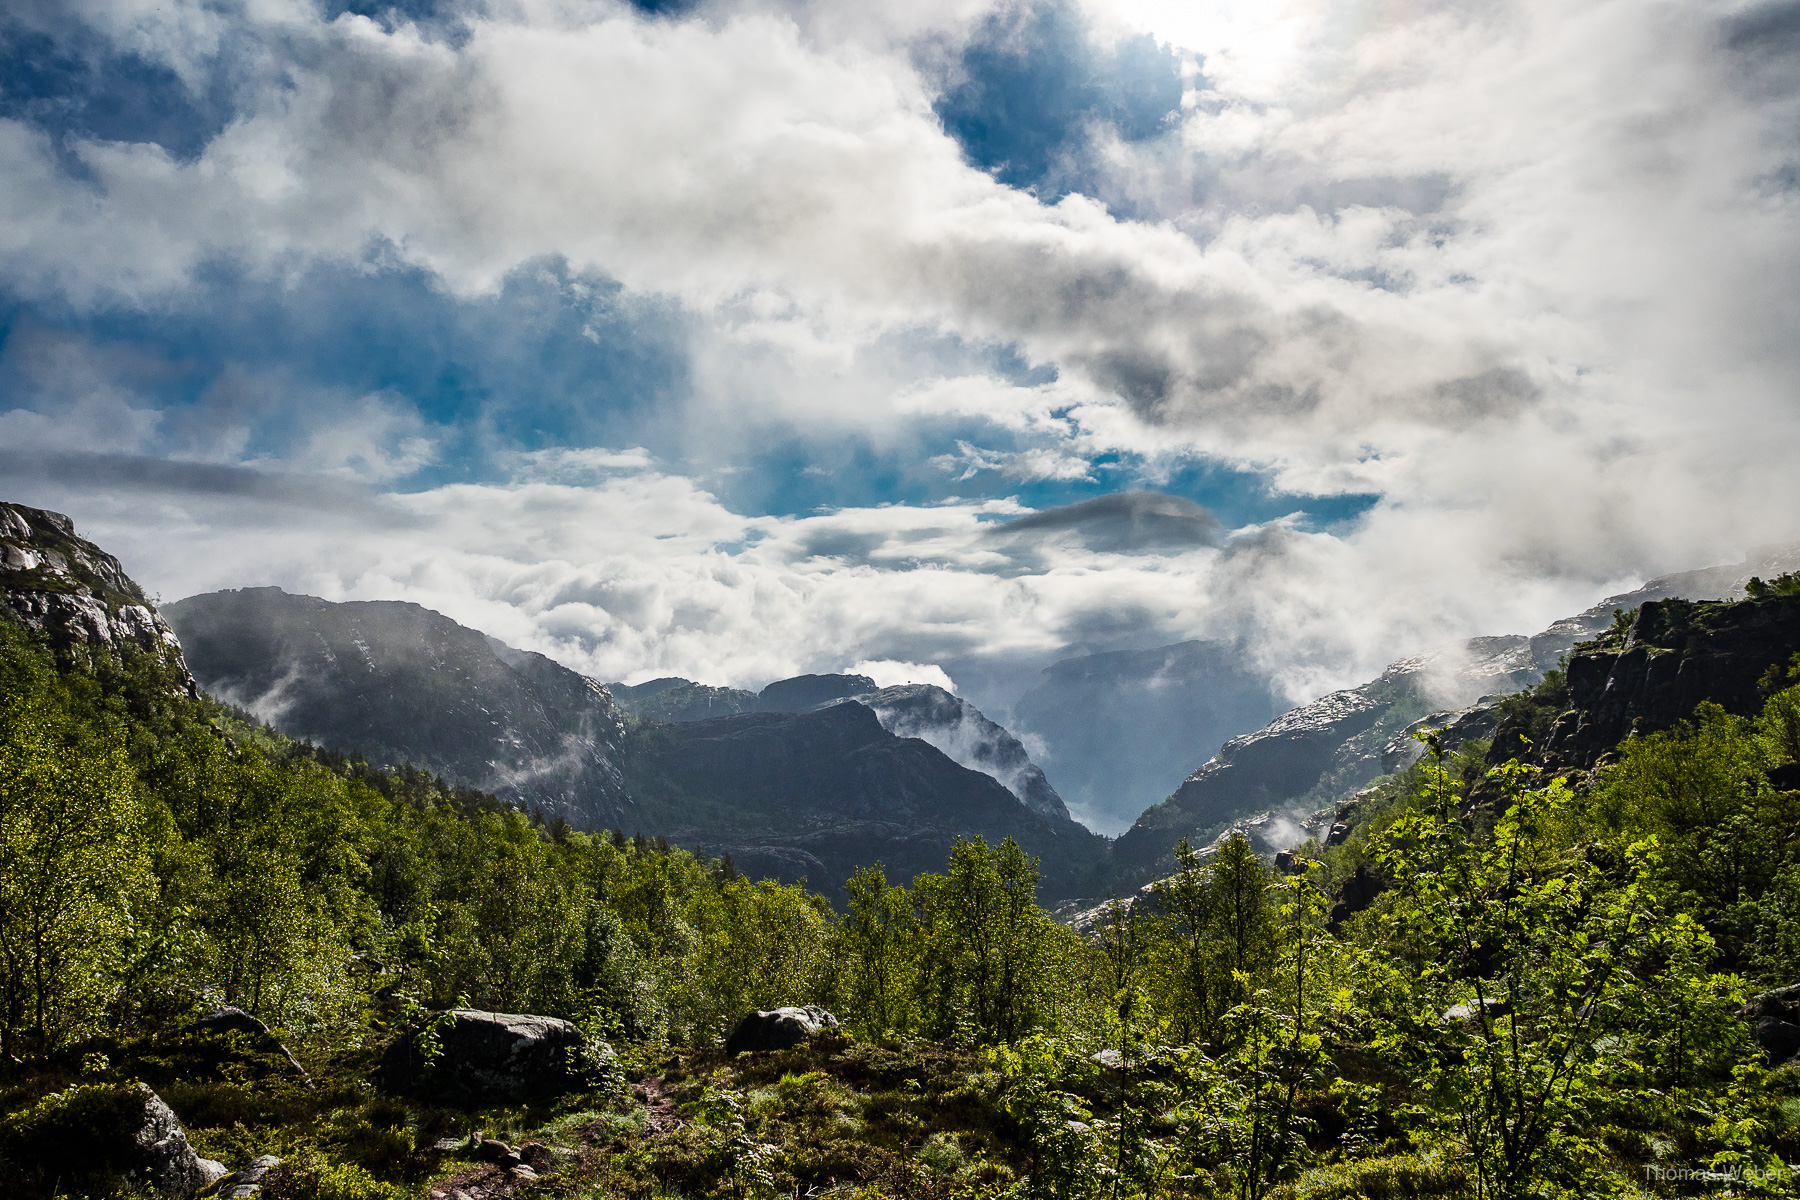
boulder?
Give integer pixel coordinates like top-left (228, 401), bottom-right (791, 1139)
top-left (380, 1008), bottom-right (598, 1104)
top-left (191, 1005), bottom-right (270, 1038)
top-left (188, 1005), bottom-right (311, 1084)
top-left (130, 1084), bottom-right (210, 1198)
top-left (724, 1005), bottom-right (840, 1054)
top-left (1757, 1016), bottom-right (1800, 1064)
top-left (204, 1154), bottom-right (282, 1198)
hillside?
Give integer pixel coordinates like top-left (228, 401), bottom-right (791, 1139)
top-left (164, 589), bottom-right (1100, 901)
top-left (162, 587), bottom-right (633, 827)
top-left (1111, 546), bottom-right (1800, 878)
top-left (613, 673), bottom-right (1071, 820)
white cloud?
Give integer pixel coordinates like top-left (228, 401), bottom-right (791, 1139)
top-left (851, 659), bottom-right (959, 691)
top-left (1, 0), bottom-right (1799, 787)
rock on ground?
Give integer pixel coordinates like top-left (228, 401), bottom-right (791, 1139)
top-left (381, 1008), bottom-right (598, 1104)
top-left (724, 1005), bottom-right (841, 1054)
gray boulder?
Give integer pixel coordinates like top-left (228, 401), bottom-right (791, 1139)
top-left (724, 1005), bottom-right (840, 1054)
top-left (1757, 1016), bottom-right (1800, 1064)
top-left (188, 1005), bottom-right (311, 1084)
top-left (205, 1154), bottom-right (281, 1198)
top-left (130, 1084), bottom-right (209, 1198)
top-left (381, 1008), bottom-right (598, 1104)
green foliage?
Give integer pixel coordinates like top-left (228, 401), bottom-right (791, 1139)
top-left (0, 1082), bottom-right (150, 1195)
top-left (0, 687), bottom-right (153, 1057)
top-left (11, 601), bottom-right (1800, 1199)
top-left (1745, 572), bottom-right (1800, 599)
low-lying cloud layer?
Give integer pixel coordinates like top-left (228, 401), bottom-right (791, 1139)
top-left (3, 0), bottom-right (1799, 831)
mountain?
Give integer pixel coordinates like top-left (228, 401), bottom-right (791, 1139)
top-left (165, 588), bottom-right (1104, 900)
top-left (1011, 640), bottom-right (1287, 834)
top-left (162, 587), bottom-right (632, 825)
top-left (0, 502), bottom-right (194, 682)
top-left (619, 700), bottom-right (1105, 896)
top-left (1111, 546), bottom-right (1800, 877)
top-left (611, 673), bottom-right (1071, 820)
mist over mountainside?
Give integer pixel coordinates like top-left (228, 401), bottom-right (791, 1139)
top-left (162, 587), bottom-right (633, 825)
top-left (164, 586), bottom-right (1100, 898)
top-left (1010, 640), bottom-right (1288, 834)
top-left (611, 672), bottom-right (1071, 821)
top-left (1110, 545), bottom-right (1800, 878)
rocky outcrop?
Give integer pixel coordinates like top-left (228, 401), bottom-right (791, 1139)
top-left (1114, 689), bottom-right (1385, 873)
top-left (611, 673), bottom-right (1073, 822)
top-left (162, 588), bottom-right (631, 828)
top-left (1107, 546), bottom-right (1800, 879)
top-left (202, 1154), bottom-right (279, 1198)
top-left (0, 504), bottom-right (194, 685)
top-left (724, 1006), bottom-right (840, 1053)
top-left (129, 1084), bottom-right (213, 1199)
top-left (609, 677), bottom-right (761, 722)
top-left (1525, 594), bottom-right (1800, 775)
top-left (380, 1009), bottom-right (600, 1105)
top-left (860, 683), bottom-right (1070, 820)
top-left (187, 1006), bottom-right (310, 1084)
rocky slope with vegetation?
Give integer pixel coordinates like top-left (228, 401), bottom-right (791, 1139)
top-left (613, 673), bottom-right (1071, 820)
top-left (163, 590), bottom-right (1098, 902)
top-left (162, 586), bottom-right (633, 827)
top-left (1111, 547), bottom-right (1800, 879)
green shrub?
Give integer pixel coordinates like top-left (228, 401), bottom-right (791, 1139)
top-left (0, 1082), bottom-right (148, 1196)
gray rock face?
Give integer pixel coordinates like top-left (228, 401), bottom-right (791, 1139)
top-left (209, 1154), bottom-right (281, 1198)
top-left (861, 683), bottom-right (1070, 820)
top-left (163, 588), bottom-right (631, 828)
top-left (724, 1005), bottom-right (840, 1053)
top-left (1109, 545), bottom-right (1800, 879)
top-left (0, 503), bottom-right (194, 684)
top-left (380, 1008), bottom-right (595, 1104)
top-left (611, 673), bottom-right (1074, 824)
top-left (130, 1084), bottom-right (209, 1199)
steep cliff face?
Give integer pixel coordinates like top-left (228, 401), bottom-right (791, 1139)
top-left (1108, 547), bottom-right (1800, 879)
top-left (620, 700), bottom-right (1106, 898)
top-left (0, 503), bottom-right (193, 685)
top-left (1527, 594), bottom-right (1800, 775)
top-left (163, 587), bottom-right (632, 826)
top-left (860, 683), bottom-right (1070, 821)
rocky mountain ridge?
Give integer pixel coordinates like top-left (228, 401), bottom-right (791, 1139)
top-left (1111, 546), bottom-right (1800, 879)
top-left (610, 672), bottom-right (1070, 820)
top-left (163, 587), bottom-right (634, 825)
top-left (0, 502), bottom-right (193, 681)
top-left (163, 585), bottom-right (1101, 900)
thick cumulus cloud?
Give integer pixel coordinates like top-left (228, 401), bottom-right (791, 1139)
top-left (1, 0), bottom-right (1798, 793)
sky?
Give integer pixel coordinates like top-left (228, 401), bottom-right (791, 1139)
top-left (2, 0), bottom-right (1799, 826)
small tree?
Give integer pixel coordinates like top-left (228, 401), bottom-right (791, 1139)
top-left (0, 695), bottom-right (152, 1056)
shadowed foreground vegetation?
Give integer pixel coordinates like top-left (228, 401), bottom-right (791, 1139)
top-left (9, 614), bottom-right (1800, 1197)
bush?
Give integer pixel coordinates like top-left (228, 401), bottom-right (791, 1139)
top-left (0, 1082), bottom-right (149, 1196)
